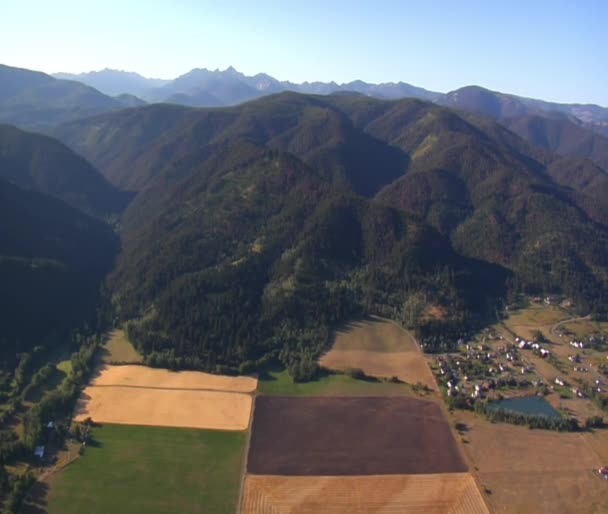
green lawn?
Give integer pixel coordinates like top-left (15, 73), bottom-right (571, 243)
top-left (48, 424), bottom-right (245, 514)
top-left (258, 368), bottom-right (411, 396)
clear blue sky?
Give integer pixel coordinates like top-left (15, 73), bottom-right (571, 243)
top-left (1, 0), bottom-right (606, 105)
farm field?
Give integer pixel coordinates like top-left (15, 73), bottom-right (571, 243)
top-left (88, 364), bottom-right (258, 392)
top-left (320, 317), bottom-right (436, 389)
top-left (74, 364), bottom-right (257, 430)
top-left (47, 424), bottom-right (245, 514)
top-left (242, 473), bottom-right (489, 514)
top-left (452, 410), bottom-right (608, 514)
top-left (248, 396), bottom-right (466, 475)
top-left (257, 368), bottom-right (412, 396)
top-left (74, 386), bottom-right (252, 430)
top-left (99, 329), bottom-right (143, 364)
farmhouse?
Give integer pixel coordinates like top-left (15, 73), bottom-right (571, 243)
top-left (34, 446), bottom-right (45, 459)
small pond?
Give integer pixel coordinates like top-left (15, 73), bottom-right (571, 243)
top-left (488, 395), bottom-right (561, 419)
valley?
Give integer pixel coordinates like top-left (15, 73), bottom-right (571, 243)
top-left (1, 53), bottom-right (608, 514)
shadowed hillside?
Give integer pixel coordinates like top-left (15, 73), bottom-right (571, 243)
top-left (0, 179), bottom-right (119, 360)
top-left (0, 124), bottom-right (130, 217)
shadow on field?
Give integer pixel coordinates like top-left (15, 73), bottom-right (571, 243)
top-left (21, 481), bottom-right (49, 514)
top-left (71, 392), bottom-right (92, 418)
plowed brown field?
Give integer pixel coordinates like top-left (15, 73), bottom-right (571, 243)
top-left (241, 474), bottom-right (489, 514)
top-left (248, 396), bottom-right (466, 475)
top-left (320, 317), bottom-right (435, 388)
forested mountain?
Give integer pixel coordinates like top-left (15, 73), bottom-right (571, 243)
top-left (0, 64), bottom-right (122, 130)
top-left (0, 124), bottom-right (130, 217)
top-left (0, 178), bottom-right (119, 361)
top-left (54, 92), bottom-right (608, 374)
top-left (502, 113), bottom-right (608, 172)
top-left (441, 86), bottom-right (608, 170)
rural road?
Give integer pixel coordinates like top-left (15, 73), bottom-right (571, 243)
top-left (550, 315), bottom-right (591, 336)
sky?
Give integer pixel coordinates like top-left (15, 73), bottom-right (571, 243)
top-left (1, 0), bottom-right (606, 105)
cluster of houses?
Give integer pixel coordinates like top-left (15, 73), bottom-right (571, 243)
top-left (515, 337), bottom-right (550, 357)
top-left (569, 340), bottom-right (586, 349)
top-left (436, 341), bottom-right (541, 400)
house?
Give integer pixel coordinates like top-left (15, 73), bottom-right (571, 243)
top-left (555, 377), bottom-right (566, 386)
top-left (34, 446), bottom-right (45, 459)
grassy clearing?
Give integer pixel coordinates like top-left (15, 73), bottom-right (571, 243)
top-left (56, 359), bottom-right (72, 375)
top-left (100, 329), bottom-right (143, 364)
top-left (48, 424), bottom-right (245, 514)
top-left (559, 319), bottom-right (608, 338)
top-left (506, 304), bottom-right (569, 331)
top-left (257, 368), bottom-right (412, 396)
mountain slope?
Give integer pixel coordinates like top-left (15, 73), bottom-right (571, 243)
top-left (0, 178), bottom-right (119, 359)
top-left (440, 85), bottom-right (608, 171)
top-left (114, 143), bottom-right (501, 372)
top-left (0, 124), bottom-right (130, 217)
top-left (503, 113), bottom-right (608, 171)
top-left (55, 92), bottom-right (608, 375)
top-left (0, 64), bottom-right (122, 130)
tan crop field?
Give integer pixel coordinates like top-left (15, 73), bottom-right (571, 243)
top-left (73, 365), bottom-right (257, 430)
top-left (320, 317), bottom-right (436, 388)
top-left (89, 364), bottom-right (258, 393)
top-left (74, 386), bottom-right (252, 430)
top-left (453, 411), bottom-right (608, 514)
top-left (241, 473), bottom-right (489, 514)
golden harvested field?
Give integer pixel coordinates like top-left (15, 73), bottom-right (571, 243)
top-left (320, 317), bottom-right (436, 388)
top-left (241, 473), bottom-right (489, 514)
top-left (89, 364), bottom-right (258, 393)
top-left (74, 386), bottom-right (252, 430)
top-left (320, 350), bottom-right (436, 388)
top-left (453, 411), bottom-right (608, 514)
top-left (100, 329), bottom-right (143, 364)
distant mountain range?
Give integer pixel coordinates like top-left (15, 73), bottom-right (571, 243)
top-left (1, 61), bottom-right (607, 176)
top-left (54, 66), bottom-right (441, 106)
top-left (54, 66), bottom-right (607, 126)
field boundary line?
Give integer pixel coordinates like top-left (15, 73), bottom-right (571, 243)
top-left (85, 383), bottom-right (254, 394)
top-left (237, 389), bottom-right (257, 514)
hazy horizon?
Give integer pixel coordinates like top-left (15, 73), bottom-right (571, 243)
top-left (1, 0), bottom-right (606, 106)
